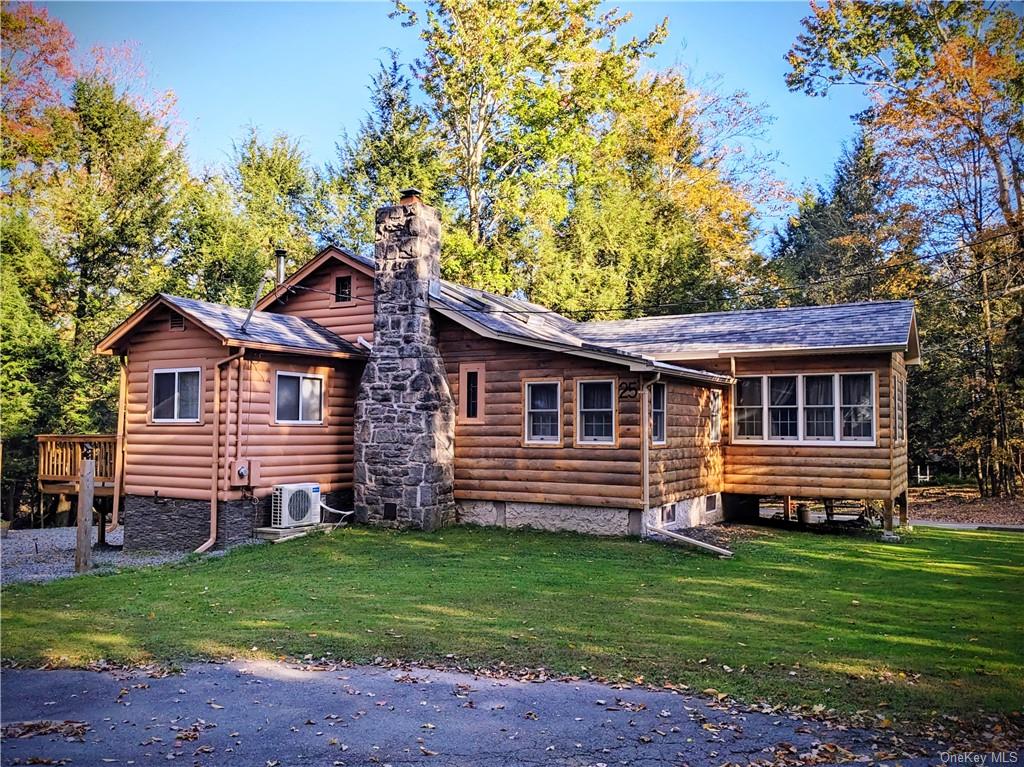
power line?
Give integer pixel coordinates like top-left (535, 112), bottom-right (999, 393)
top-left (267, 228), bottom-right (1021, 319)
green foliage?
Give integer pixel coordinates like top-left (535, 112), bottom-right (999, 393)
top-left (0, 73), bottom-right (181, 509)
top-left (3, 526), bottom-right (1022, 719)
top-left (326, 51), bottom-right (449, 255)
top-left (44, 76), bottom-right (186, 344)
top-left (786, 2), bottom-right (1023, 493)
top-left (229, 128), bottom-right (325, 269)
top-left (771, 129), bottom-right (924, 305)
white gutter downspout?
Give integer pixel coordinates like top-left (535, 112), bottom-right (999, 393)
top-left (196, 346), bottom-right (246, 554)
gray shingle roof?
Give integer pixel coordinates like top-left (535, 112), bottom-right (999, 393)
top-left (576, 301), bottom-right (916, 357)
top-left (260, 245), bottom-right (917, 372)
top-left (431, 283), bottom-right (734, 385)
top-left (161, 294), bottom-right (363, 357)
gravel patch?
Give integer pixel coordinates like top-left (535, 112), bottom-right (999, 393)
top-left (1, 527), bottom-right (189, 586)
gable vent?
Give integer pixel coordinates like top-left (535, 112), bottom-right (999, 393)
top-left (168, 311), bottom-right (185, 331)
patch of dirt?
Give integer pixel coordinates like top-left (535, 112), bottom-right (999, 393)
top-left (909, 486), bottom-right (1024, 525)
top-left (670, 523), bottom-right (772, 549)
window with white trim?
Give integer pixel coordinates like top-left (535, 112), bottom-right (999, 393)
top-left (733, 373), bottom-right (874, 444)
top-left (734, 377), bottom-right (763, 438)
top-left (768, 376), bottom-right (798, 439)
top-left (840, 373), bottom-right (873, 439)
top-left (152, 368), bottom-right (201, 422)
top-left (651, 382), bottom-right (667, 444)
top-left (577, 380), bottom-right (615, 443)
top-left (525, 381), bottom-right (560, 443)
top-left (709, 389), bottom-right (722, 444)
top-left (803, 374), bottom-right (835, 440)
top-left (276, 372), bottom-right (323, 424)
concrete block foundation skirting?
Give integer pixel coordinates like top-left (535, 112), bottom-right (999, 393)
top-left (122, 490), bottom-right (352, 552)
top-left (456, 500), bottom-right (637, 537)
top-left (644, 493), bottom-right (724, 534)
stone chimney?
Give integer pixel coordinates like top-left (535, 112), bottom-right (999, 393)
top-left (353, 190), bottom-right (456, 531)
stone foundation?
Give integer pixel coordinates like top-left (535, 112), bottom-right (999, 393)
top-left (123, 495), bottom-right (213, 552)
top-left (123, 489), bottom-right (352, 551)
top-left (456, 500), bottom-right (635, 537)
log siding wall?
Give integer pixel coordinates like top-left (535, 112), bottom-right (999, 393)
top-left (648, 380), bottom-right (724, 509)
top-left (263, 260), bottom-right (375, 344)
top-left (123, 308), bottom-right (223, 500)
top-left (221, 354), bottom-right (360, 499)
top-left (679, 353), bottom-right (900, 500)
top-left (438, 322), bottom-right (645, 509)
top-left (890, 352), bottom-right (909, 499)
top-left (121, 306), bottom-right (361, 503)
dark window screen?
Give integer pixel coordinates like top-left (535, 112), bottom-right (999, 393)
top-left (334, 275), bottom-right (352, 302)
top-left (466, 371), bottom-right (479, 419)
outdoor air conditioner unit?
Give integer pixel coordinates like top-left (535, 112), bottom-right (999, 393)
top-left (271, 483), bottom-right (321, 529)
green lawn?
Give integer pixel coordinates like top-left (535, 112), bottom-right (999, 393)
top-left (3, 526), bottom-right (1022, 721)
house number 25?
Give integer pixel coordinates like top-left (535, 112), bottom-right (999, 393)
top-left (618, 381), bottom-right (639, 400)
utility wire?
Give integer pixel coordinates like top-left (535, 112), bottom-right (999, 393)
top-left (269, 228), bottom-right (1020, 318)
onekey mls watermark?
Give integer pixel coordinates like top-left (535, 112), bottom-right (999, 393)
top-left (941, 752), bottom-right (1020, 765)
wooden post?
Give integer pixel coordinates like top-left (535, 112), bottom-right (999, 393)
top-left (897, 492), bottom-right (909, 529)
top-left (824, 499), bottom-right (835, 522)
top-left (76, 445), bottom-right (95, 573)
top-left (783, 496), bottom-right (792, 522)
top-left (882, 499), bottom-right (894, 533)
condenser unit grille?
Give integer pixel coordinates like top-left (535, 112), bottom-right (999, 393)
top-left (288, 490), bottom-right (311, 523)
top-left (271, 483), bottom-right (321, 528)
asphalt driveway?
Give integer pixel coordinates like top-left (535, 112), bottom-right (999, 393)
top-left (1, 660), bottom-right (944, 766)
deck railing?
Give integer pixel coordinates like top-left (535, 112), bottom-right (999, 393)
top-left (37, 434), bottom-right (117, 484)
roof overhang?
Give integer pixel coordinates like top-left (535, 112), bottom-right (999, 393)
top-left (256, 245), bottom-right (374, 311)
top-left (95, 294), bottom-right (365, 361)
top-left (95, 295), bottom-right (221, 355)
top-left (431, 301), bottom-right (733, 387)
top-left (639, 342), bottom-right (919, 363)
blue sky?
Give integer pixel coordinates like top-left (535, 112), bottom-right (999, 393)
top-left (45, 2), bottom-right (868, 227)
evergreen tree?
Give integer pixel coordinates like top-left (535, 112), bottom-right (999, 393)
top-left (326, 51), bottom-right (448, 256)
top-left (771, 129), bottom-right (922, 305)
top-left (229, 128), bottom-right (326, 272)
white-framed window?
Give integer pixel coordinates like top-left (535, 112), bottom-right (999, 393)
top-left (577, 379), bottom-right (615, 444)
top-left (275, 371), bottom-right (324, 424)
top-left (840, 373), bottom-right (873, 440)
top-left (709, 389), bottom-right (722, 444)
top-left (803, 374), bottom-right (835, 440)
top-left (524, 380), bottom-right (561, 443)
top-left (734, 376), bottom-right (763, 438)
top-left (152, 367), bottom-right (201, 422)
top-left (732, 372), bottom-right (875, 445)
top-left (651, 382), bottom-right (667, 445)
top-left (661, 504), bottom-right (676, 525)
top-left (768, 376), bottom-right (799, 439)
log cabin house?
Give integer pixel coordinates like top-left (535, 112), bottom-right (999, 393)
top-left (92, 191), bottom-right (920, 550)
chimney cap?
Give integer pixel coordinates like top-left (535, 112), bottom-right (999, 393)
top-left (399, 187), bottom-right (423, 204)
top-left (274, 246), bottom-right (287, 257)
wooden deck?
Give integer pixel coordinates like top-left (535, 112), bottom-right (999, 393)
top-left (37, 434), bottom-right (118, 495)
